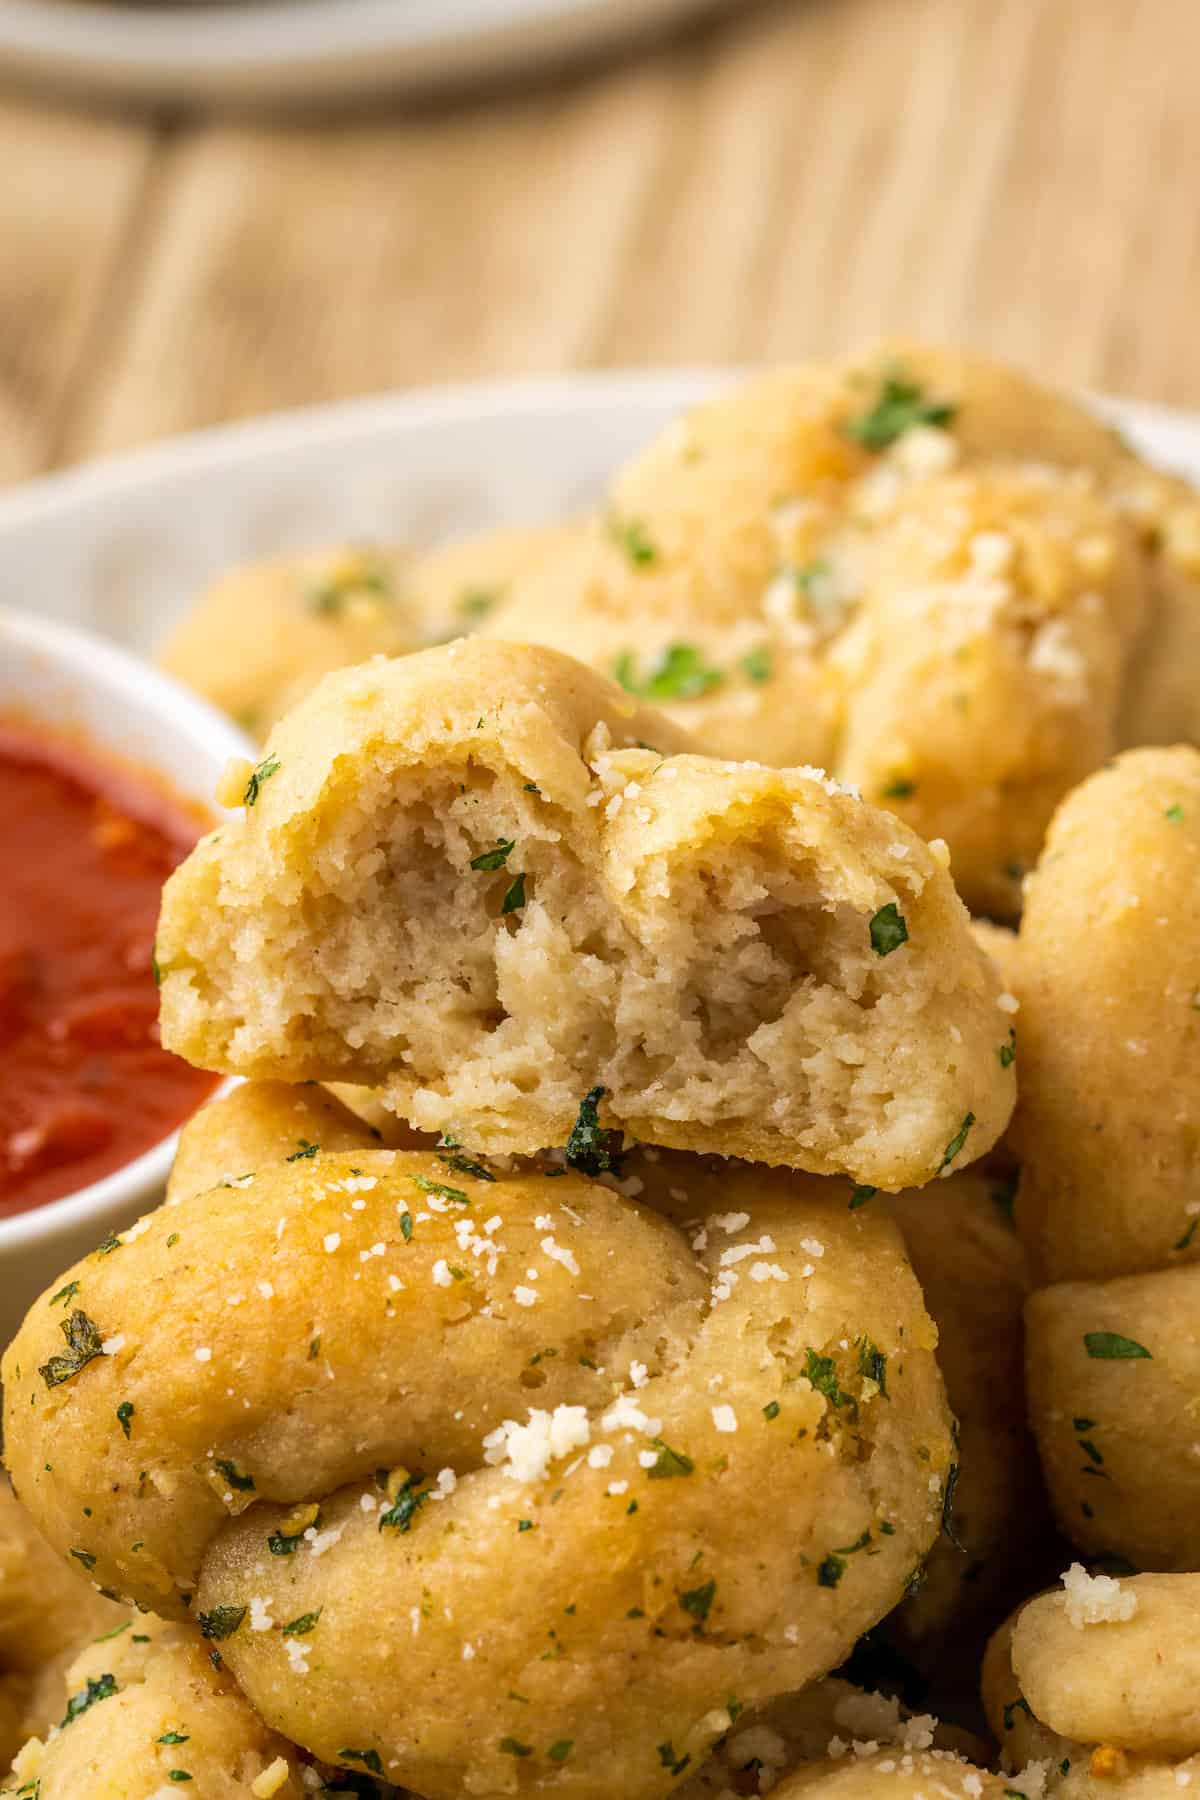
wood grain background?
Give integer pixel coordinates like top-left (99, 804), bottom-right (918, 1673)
top-left (3, 0), bottom-right (1199, 488)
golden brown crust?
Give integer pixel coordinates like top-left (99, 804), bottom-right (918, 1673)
top-left (1012, 747), bottom-right (1200, 1285)
top-left (828, 463), bottom-right (1147, 919)
top-left (770, 1754), bottom-right (1012, 1797)
top-left (4, 1137), bottom-right (952, 1800)
top-left (2, 1613), bottom-right (306, 1798)
top-left (155, 640), bottom-right (1014, 1187)
top-left (156, 526), bottom-right (570, 742)
top-left (984, 1579), bottom-right (1200, 1796)
top-left (1025, 1263), bottom-right (1200, 1570)
top-left (165, 1079), bottom-right (381, 1204)
top-left (0, 1484), bottom-right (125, 1770)
top-left (157, 545), bottom-right (415, 740)
top-left (484, 340), bottom-right (1177, 915)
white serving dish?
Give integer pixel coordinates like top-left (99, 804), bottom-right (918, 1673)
top-left (0, 608), bottom-right (251, 1345)
top-left (0, 0), bottom-right (731, 109)
top-left (3, 370), bottom-right (1198, 660)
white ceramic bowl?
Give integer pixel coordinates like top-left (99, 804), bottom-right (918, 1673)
top-left (0, 0), bottom-right (733, 110)
top-left (0, 607), bottom-right (252, 1347)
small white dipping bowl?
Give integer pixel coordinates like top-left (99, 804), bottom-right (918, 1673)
top-left (0, 607), bottom-right (252, 1347)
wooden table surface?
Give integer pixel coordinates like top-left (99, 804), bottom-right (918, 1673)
top-left (3, 0), bottom-right (1199, 489)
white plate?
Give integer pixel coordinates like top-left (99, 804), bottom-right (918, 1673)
top-left (1, 370), bottom-right (1198, 658)
top-left (0, 0), bottom-right (729, 108)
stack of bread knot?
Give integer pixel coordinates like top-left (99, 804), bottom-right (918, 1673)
top-left (3, 343), bottom-right (1199, 1800)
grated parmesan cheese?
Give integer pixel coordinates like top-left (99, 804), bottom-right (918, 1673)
top-left (482, 1405), bottom-right (591, 1483)
top-left (1061, 1561), bottom-right (1138, 1627)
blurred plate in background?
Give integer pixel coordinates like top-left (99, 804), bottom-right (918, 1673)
top-left (0, 370), bottom-right (1198, 657)
top-left (0, 0), bottom-right (731, 108)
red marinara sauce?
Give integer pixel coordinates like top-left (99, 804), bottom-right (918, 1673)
top-left (0, 721), bottom-right (218, 1216)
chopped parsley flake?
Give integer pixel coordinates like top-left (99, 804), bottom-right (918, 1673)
top-left (96, 1234), bottom-right (122, 1256)
top-left (869, 902), bottom-right (909, 956)
top-left (740, 646), bottom-right (773, 684)
top-left (679, 1578), bottom-right (716, 1625)
top-left (501, 871), bottom-right (527, 914)
top-left (499, 1738), bottom-right (533, 1758)
top-left (268, 1513), bottom-right (317, 1556)
top-left (613, 642), bottom-right (724, 702)
top-left (70, 1548), bottom-right (96, 1571)
top-left (763, 1400), bottom-right (781, 1421)
top-left (608, 516), bottom-right (658, 567)
top-left (158, 1731), bottom-right (189, 1745)
top-left (938, 1112), bottom-right (975, 1173)
top-left (564, 1085), bottom-right (623, 1177)
top-left (243, 756), bottom-right (281, 807)
top-left (999, 1030), bottom-right (1017, 1068)
top-left (849, 1184), bottom-right (877, 1210)
top-left (1174, 1218), bottom-right (1198, 1253)
top-left (39, 1310), bottom-right (105, 1389)
top-left (399, 1211), bottom-right (414, 1242)
top-left (379, 1475), bottom-right (432, 1534)
top-left (883, 777), bottom-right (917, 800)
top-left (646, 1440), bottom-right (694, 1480)
top-left (282, 1609), bottom-right (322, 1636)
top-left (548, 1741), bottom-right (574, 1763)
top-left (817, 1529), bottom-right (873, 1589)
top-left (307, 558), bottom-right (390, 615)
top-left (459, 587), bottom-right (499, 621)
top-left (804, 1349), bottom-right (854, 1412)
top-left (49, 1281), bottom-right (80, 1307)
top-left (1084, 1331), bottom-right (1152, 1360)
top-left (844, 373), bottom-right (956, 450)
top-left (438, 1151), bottom-right (495, 1182)
top-left (286, 1140), bottom-right (319, 1162)
top-left (61, 1672), bottom-right (117, 1727)
top-left (657, 1743), bottom-right (691, 1776)
top-left (213, 1458), bottom-right (255, 1492)
top-left (411, 1174), bottom-right (469, 1205)
top-left (856, 1337), bottom-right (888, 1397)
top-left (116, 1401), bottom-right (135, 1439)
top-left (167, 1775), bottom-right (192, 1784)
top-left (789, 560), bottom-right (833, 600)
top-left (1166, 803), bottom-right (1185, 822)
top-left (198, 1605), bottom-right (246, 1641)
top-left (151, 947), bottom-right (163, 986)
top-left (470, 838), bottom-right (516, 872)
top-left (339, 1749), bottom-right (384, 1775)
